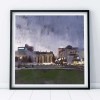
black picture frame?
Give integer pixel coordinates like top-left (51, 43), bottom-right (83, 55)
top-left (10, 10), bottom-right (90, 89)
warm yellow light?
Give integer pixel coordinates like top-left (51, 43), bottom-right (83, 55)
top-left (20, 56), bottom-right (22, 59)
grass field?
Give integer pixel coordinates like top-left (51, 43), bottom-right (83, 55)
top-left (15, 69), bottom-right (84, 84)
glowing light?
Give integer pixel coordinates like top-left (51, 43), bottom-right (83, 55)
top-left (19, 56), bottom-right (22, 59)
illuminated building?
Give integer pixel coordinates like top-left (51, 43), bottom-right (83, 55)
top-left (15, 44), bottom-right (55, 65)
top-left (33, 51), bottom-right (55, 64)
top-left (58, 45), bottom-right (79, 65)
top-left (15, 44), bottom-right (34, 63)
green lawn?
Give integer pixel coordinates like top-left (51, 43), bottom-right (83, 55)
top-left (15, 69), bottom-right (84, 84)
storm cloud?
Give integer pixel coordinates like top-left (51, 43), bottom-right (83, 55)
top-left (15, 15), bottom-right (84, 56)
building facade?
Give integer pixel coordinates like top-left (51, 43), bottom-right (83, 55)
top-left (15, 44), bottom-right (34, 63)
top-left (33, 51), bottom-right (55, 64)
top-left (15, 44), bottom-right (55, 65)
top-left (58, 45), bottom-right (80, 65)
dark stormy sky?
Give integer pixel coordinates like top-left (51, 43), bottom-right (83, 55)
top-left (15, 15), bottom-right (84, 56)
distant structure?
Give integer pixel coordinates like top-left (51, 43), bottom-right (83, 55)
top-left (33, 51), bottom-right (55, 64)
top-left (15, 44), bottom-right (55, 65)
top-left (16, 44), bottom-right (34, 57)
top-left (15, 44), bottom-right (84, 66)
top-left (15, 44), bottom-right (34, 64)
top-left (25, 44), bottom-right (34, 52)
top-left (58, 45), bottom-right (84, 65)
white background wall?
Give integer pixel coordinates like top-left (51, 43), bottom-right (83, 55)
top-left (0, 0), bottom-right (100, 89)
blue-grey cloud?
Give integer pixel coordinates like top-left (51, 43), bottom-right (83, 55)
top-left (15, 15), bottom-right (84, 56)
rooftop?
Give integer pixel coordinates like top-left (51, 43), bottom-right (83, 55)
top-left (34, 51), bottom-right (53, 54)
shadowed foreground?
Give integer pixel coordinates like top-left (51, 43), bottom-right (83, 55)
top-left (15, 69), bottom-right (84, 84)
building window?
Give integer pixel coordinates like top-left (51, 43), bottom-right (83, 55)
top-left (39, 56), bottom-right (42, 63)
top-left (37, 56), bottom-right (39, 63)
top-left (44, 55), bottom-right (47, 63)
top-left (49, 56), bottom-right (51, 62)
top-left (35, 57), bottom-right (36, 62)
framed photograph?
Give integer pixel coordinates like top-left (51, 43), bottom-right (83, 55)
top-left (10, 10), bottom-right (90, 89)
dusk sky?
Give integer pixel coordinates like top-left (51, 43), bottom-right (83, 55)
top-left (15, 15), bottom-right (84, 56)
